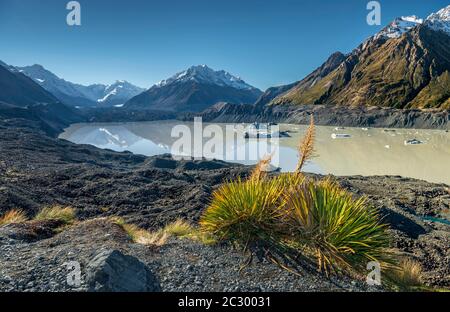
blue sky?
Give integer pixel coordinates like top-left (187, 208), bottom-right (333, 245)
top-left (0, 0), bottom-right (448, 90)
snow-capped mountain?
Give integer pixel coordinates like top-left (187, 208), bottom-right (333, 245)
top-left (14, 64), bottom-right (144, 107)
top-left (97, 81), bottom-right (145, 106)
top-left (156, 65), bottom-right (258, 91)
top-left (374, 16), bottom-right (423, 39)
top-left (125, 65), bottom-right (262, 112)
top-left (0, 63), bottom-right (59, 108)
top-left (373, 5), bottom-right (450, 40)
top-left (268, 5), bottom-right (450, 110)
top-left (425, 5), bottom-right (450, 35)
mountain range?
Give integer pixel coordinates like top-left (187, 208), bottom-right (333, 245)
top-left (3, 62), bottom-right (263, 113)
top-left (124, 65), bottom-right (263, 112)
top-left (0, 63), bottom-right (84, 134)
top-left (0, 63), bottom-right (59, 108)
top-left (1, 4), bottom-right (449, 120)
top-left (9, 64), bottom-right (145, 108)
top-left (268, 5), bottom-right (450, 110)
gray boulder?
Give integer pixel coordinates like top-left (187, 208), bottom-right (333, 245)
top-left (86, 249), bottom-right (160, 292)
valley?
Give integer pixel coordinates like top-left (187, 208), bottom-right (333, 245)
top-left (0, 120), bottom-right (448, 291)
top-left (0, 2), bottom-right (449, 294)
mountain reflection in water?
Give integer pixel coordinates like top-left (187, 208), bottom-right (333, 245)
top-left (60, 121), bottom-right (450, 185)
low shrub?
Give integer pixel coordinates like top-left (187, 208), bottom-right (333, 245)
top-left (112, 217), bottom-right (204, 246)
top-left (0, 209), bottom-right (28, 226)
top-left (387, 258), bottom-right (423, 290)
top-left (34, 206), bottom-right (76, 224)
top-left (200, 116), bottom-right (391, 275)
top-left (281, 178), bottom-right (390, 274)
top-left (199, 176), bottom-right (287, 249)
top-left (164, 219), bottom-right (195, 237)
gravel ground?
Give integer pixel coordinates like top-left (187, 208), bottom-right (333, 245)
top-left (0, 219), bottom-right (381, 292)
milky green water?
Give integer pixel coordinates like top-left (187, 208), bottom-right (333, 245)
top-left (60, 121), bottom-right (450, 185)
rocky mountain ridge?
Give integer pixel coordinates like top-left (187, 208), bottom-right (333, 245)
top-left (268, 5), bottom-right (450, 110)
top-left (11, 64), bottom-right (145, 107)
top-left (125, 65), bottom-right (262, 112)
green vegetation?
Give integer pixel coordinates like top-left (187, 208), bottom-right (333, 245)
top-left (272, 29), bottom-right (450, 110)
top-left (200, 117), bottom-right (392, 277)
top-left (199, 176), bottom-right (287, 247)
top-left (407, 71), bottom-right (450, 109)
top-left (34, 205), bottom-right (76, 224)
top-left (0, 209), bottom-right (28, 226)
top-left (200, 173), bottom-right (390, 275)
top-left (281, 178), bottom-right (389, 274)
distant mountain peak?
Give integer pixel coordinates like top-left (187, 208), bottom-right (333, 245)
top-left (374, 15), bottom-right (423, 39)
top-left (126, 65), bottom-right (262, 112)
top-left (98, 80), bottom-right (145, 104)
top-left (425, 5), bottom-right (450, 35)
top-left (269, 5), bottom-right (450, 111)
top-left (14, 64), bottom-right (144, 107)
top-left (29, 64), bottom-right (46, 69)
top-left (156, 65), bottom-right (258, 91)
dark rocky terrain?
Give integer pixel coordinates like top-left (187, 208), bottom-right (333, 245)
top-left (188, 102), bottom-right (449, 130)
top-left (0, 219), bottom-right (381, 292)
top-left (0, 119), bottom-right (448, 291)
top-left (82, 102), bottom-right (449, 130)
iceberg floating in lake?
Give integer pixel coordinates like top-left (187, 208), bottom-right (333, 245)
top-left (331, 133), bottom-right (351, 139)
top-left (404, 139), bottom-right (423, 145)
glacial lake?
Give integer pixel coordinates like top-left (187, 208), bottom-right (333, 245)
top-left (60, 120), bottom-right (450, 185)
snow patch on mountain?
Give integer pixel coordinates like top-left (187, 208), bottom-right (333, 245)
top-left (14, 64), bottom-right (144, 107)
top-left (425, 5), bottom-right (450, 35)
top-left (97, 81), bottom-right (144, 104)
top-left (372, 6), bottom-right (450, 40)
top-left (375, 16), bottom-right (423, 39)
top-left (156, 65), bottom-right (257, 91)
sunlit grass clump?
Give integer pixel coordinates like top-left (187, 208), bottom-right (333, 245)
top-left (0, 209), bottom-right (28, 226)
top-left (34, 206), bottom-right (76, 224)
top-left (164, 219), bottom-right (195, 237)
top-left (199, 116), bottom-right (391, 275)
top-left (112, 217), bottom-right (213, 246)
top-left (200, 177), bottom-right (285, 247)
top-left (387, 258), bottom-right (423, 290)
top-left (281, 179), bottom-right (389, 273)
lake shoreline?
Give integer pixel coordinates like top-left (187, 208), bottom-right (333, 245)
top-left (60, 120), bottom-right (450, 185)
top-left (187, 104), bottom-right (450, 130)
top-left (83, 104), bottom-right (450, 130)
